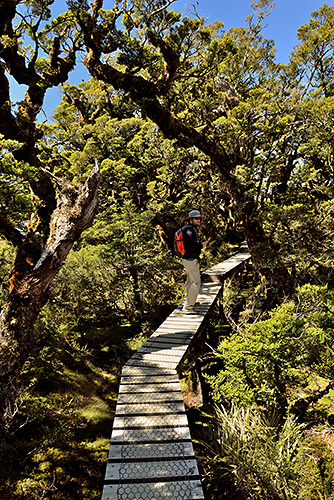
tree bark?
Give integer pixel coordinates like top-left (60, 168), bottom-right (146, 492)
top-left (0, 165), bottom-right (101, 421)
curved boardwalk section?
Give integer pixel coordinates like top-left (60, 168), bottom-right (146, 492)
top-left (102, 249), bottom-right (251, 500)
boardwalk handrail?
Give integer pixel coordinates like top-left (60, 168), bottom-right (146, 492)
top-left (101, 247), bottom-right (251, 500)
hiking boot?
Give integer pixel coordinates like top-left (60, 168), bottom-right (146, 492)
top-left (182, 307), bottom-right (196, 314)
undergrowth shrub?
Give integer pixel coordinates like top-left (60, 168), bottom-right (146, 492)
top-left (200, 404), bottom-right (334, 500)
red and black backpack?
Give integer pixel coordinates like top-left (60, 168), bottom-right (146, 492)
top-left (173, 226), bottom-right (186, 257)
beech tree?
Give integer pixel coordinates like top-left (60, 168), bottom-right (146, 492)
top-left (0, 0), bottom-right (100, 418)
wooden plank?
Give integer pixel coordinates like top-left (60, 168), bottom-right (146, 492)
top-left (110, 425), bottom-right (193, 443)
top-left (119, 381), bottom-right (181, 393)
top-left (112, 413), bottom-right (189, 429)
top-left (140, 340), bottom-right (190, 350)
top-left (159, 318), bottom-right (204, 326)
top-left (117, 392), bottom-right (184, 404)
top-left (101, 480), bottom-right (205, 500)
top-left (201, 252), bottom-right (251, 282)
top-left (165, 314), bottom-right (205, 321)
top-left (157, 323), bottom-right (201, 330)
top-left (139, 341), bottom-right (188, 351)
top-left (151, 331), bottom-right (195, 340)
top-left (121, 365), bottom-right (176, 376)
top-left (120, 374), bottom-right (179, 384)
top-left (104, 457), bottom-right (200, 481)
top-left (141, 340), bottom-right (191, 350)
top-left (115, 401), bottom-right (186, 415)
top-left (108, 440), bottom-right (195, 461)
top-left (130, 352), bottom-right (186, 364)
top-left (125, 359), bottom-right (179, 370)
top-left (135, 346), bottom-right (187, 357)
top-left (152, 328), bottom-right (195, 337)
top-left (133, 350), bottom-right (187, 362)
top-left (152, 327), bottom-right (196, 335)
top-left (199, 282), bottom-right (223, 290)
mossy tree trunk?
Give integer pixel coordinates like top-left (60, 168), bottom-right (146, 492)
top-left (0, 167), bottom-right (100, 420)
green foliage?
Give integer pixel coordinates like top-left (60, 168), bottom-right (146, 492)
top-left (0, 136), bottom-right (33, 230)
top-left (206, 284), bottom-right (334, 414)
top-left (0, 326), bottom-right (119, 500)
top-left (0, 239), bottom-right (15, 306)
top-left (292, 4), bottom-right (334, 97)
top-left (201, 403), bottom-right (334, 500)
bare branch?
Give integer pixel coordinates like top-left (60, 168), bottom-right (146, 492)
top-left (147, 0), bottom-right (176, 20)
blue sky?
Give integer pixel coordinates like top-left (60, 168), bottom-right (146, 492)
top-left (9, 0), bottom-right (328, 121)
top-left (179, 0), bottom-right (326, 63)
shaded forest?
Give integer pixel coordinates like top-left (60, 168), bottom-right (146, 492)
top-left (1, 0), bottom-right (334, 498)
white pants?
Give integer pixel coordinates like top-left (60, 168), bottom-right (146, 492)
top-left (182, 258), bottom-right (200, 310)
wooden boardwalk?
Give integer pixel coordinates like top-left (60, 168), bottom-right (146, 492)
top-left (101, 248), bottom-right (251, 500)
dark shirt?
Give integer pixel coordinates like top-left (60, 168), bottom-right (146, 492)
top-left (183, 223), bottom-right (203, 259)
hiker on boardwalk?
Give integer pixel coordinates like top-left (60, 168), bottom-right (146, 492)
top-left (181, 210), bottom-right (207, 313)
